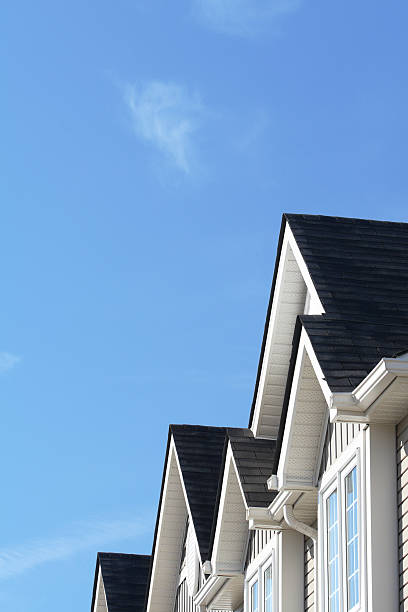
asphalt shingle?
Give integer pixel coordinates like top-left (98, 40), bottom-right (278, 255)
top-left (97, 552), bottom-right (151, 612)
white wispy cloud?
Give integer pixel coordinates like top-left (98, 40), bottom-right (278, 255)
top-left (0, 518), bottom-right (149, 580)
top-left (193, 0), bottom-right (301, 37)
top-left (0, 352), bottom-right (21, 374)
top-left (125, 81), bottom-right (203, 174)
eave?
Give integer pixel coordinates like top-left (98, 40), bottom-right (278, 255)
top-left (330, 357), bottom-right (408, 423)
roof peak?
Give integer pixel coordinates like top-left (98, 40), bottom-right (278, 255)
top-left (284, 212), bottom-right (408, 226)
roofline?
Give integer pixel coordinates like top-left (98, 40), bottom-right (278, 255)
top-left (144, 426), bottom-right (172, 612)
top-left (248, 214), bottom-right (288, 428)
top-left (206, 432), bottom-right (230, 560)
top-left (90, 556), bottom-right (100, 612)
top-left (272, 316), bottom-right (303, 474)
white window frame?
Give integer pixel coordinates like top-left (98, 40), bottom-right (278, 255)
top-left (245, 545), bottom-right (277, 612)
top-left (320, 446), bottom-right (365, 612)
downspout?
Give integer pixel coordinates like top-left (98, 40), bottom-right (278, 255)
top-left (283, 504), bottom-right (319, 611)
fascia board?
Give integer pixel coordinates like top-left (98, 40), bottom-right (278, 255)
top-left (251, 228), bottom-right (292, 435)
top-left (330, 358), bottom-right (408, 423)
top-left (172, 441), bottom-right (202, 561)
top-left (193, 575), bottom-right (227, 607)
top-left (210, 444), bottom-right (236, 570)
top-left (211, 444), bottom-right (248, 575)
top-left (303, 330), bottom-right (333, 406)
top-left (90, 562), bottom-right (102, 612)
top-left (285, 224), bottom-right (324, 316)
top-left (146, 437), bottom-right (175, 612)
top-left (246, 506), bottom-right (283, 530)
top-left (268, 490), bottom-right (297, 521)
top-left (230, 452), bottom-right (249, 512)
top-left (251, 225), bottom-right (325, 436)
top-left (146, 438), bottom-right (188, 612)
top-left (275, 329), bottom-right (329, 492)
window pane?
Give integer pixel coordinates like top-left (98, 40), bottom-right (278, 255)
top-left (251, 580), bottom-right (258, 612)
top-left (264, 565), bottom-right (273, 612)
top-left (346, 467), bottom-right (359, 609)
top-left (327, 490), bottom-right (340, 612)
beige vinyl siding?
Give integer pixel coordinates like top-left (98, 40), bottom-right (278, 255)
top-left (245, 530), bottom-right (274, 568)
top-left (397, 418), bottom-right (408, 611)
top-left (320, 422), bottom-right (363, 477)
top-left (304, 536), bottom-right (315, 612)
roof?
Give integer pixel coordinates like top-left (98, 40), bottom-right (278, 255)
top-left (286, 214), bottom-right (408, 390)
top-left (286, 213), bottom-right (408, 323)
top-left (301, 314), bottom-right (408, 391)
top-left (170, 424), bottom-right (229, 561)
top-left (227, 428), bottom-right (277, 507)
top-left (95, 553), bottom-right (151, 612)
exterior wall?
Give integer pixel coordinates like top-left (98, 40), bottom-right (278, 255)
top-left (175, 579), bottom-right (198, 612)
top-left (304, 536), bottom-right (314, 612)
top-left (320, 421), bottom-right (363, 476)
top-left (245, 529), bottom-right (274, 568)
top-left (397, 417), bottom-right (408, 611)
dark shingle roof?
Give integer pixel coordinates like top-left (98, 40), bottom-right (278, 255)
top-left (97, 553), bottom-right (151, 612)
top-left (285, 214), bottom-right (408, 390)
top-left (170, 425), bottom-right (228, 561)
top-left (170, 425), bottom-right (277, 562)
top-left (301, 315), bottom-right (408, 391)
top-left (286, 214), bottom-right (408, 323)
top-left (227, 428), bottom-right (277, 507)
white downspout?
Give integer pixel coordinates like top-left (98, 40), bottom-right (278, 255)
top-left (283, 504), bottom-right (319, 612)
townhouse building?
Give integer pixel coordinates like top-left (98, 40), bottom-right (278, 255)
top-left (91, 213), bottom-right (408, 612)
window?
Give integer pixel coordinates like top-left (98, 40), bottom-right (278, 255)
top-left (264, 565), bottom-right (273, 612)
top-left (345, 468), bottom-right (359, 609)
top-left (246, 551), bottom-right (275, 612)
top-left (251, 580), bottom-right (258, 612)
top-left (327, 491), bottom-right (340, 612)
top-left (322, 460), bottom-right (361, 612)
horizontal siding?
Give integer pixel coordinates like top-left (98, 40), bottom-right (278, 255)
top-left (304, 536), bottom-right (314, 612)
top-left (397, 421), bottom-right (408, 611)
top-left (320, 422), bottom-right (362, 476)
top-left (245, 530), bottom-right (273, 568)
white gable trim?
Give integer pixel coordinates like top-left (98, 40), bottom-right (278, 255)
top-left (93, 567), bottom-right (108, 612)
top-left (251, 223), bottom-right (324, 439)
top-left (147, 438), bottom-right (201, 612)
top-left (211, 444), bottom-right (248, 576)
top-left (276, 329), bottom-right (330, 491)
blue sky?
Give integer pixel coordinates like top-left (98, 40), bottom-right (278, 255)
top-left (1, 1), bottom-right (408, 610)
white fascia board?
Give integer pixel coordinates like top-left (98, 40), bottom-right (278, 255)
top-left (172, 440), bottom-right (203, 562)
top-left (275, 330), bottom-right (330, 492)
top-left (268, 489), bottom-right (297, 521)
top-left (193, 575), bottom-right (228, 607)
top-left (211, 445), bottom-right (241, 570)
top-left (146, 438), bottom-right (190, 612)
top-left (246, 506), bottom-right (284, 530)
top-left (285, 224), bottom-right (324, 316)
top-left (302, 330), bottom-right (333, 406)
top-left (251, 224), bottom-right (324, 436)
top-left (330, 357), bottom-right (408, 423)
top-left (211, 445), bottom-right (248, 575)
